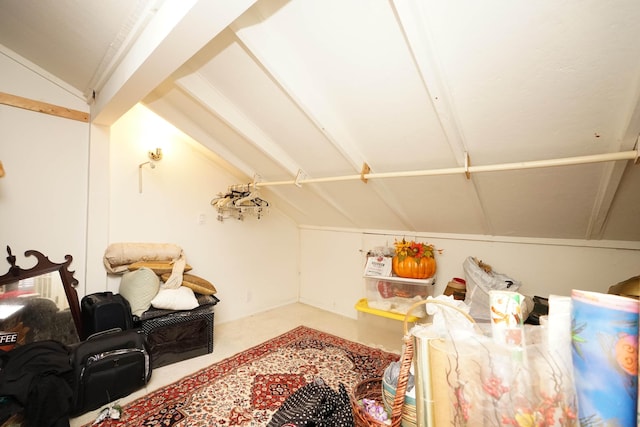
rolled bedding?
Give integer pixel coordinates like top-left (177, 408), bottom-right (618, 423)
top-left (103, 242), bottom-right (183, 273)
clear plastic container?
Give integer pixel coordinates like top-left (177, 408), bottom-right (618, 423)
top-left (364, 275), bottom-right (434, 316)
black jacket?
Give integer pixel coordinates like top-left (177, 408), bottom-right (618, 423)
top-left (0, 340), bottom-right (73, 427)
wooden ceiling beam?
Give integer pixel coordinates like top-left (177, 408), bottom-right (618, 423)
top-left (0, 91), bottom-right (89, 122)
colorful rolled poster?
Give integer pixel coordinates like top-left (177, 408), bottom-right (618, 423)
top-left (571, 290), bottom-right (638, 427)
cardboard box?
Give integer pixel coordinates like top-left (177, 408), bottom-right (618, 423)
top-left (608, 275), bottom-right (640, 299)
top-left (364, 275), bottom-right (434, 317)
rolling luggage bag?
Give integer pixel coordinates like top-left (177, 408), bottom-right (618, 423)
top-left (69, 328), bottom-right (152, 416)
top-left (81, 291), bottom-right (133, 339)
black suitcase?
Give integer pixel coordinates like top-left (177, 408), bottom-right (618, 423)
top-left (69, 328), bottom-right (152, 416)
top-left (81, 291), bottom-right (133, 339)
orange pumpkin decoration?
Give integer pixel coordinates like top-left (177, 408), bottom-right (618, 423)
top-left (392, 255), bottom-right (436, 279)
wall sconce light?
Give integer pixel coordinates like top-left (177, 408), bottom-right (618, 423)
top-left (138, 148), bottom-right (163, 193)
top-left (148, 148), bottom-right (163, 161)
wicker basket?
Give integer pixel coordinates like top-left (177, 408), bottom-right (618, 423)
top-left (351, 377), bottom-right (390, 427)
top-left (351, 328), bottom-right (415, 427)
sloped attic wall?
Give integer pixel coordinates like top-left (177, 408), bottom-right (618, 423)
top-left (143, 0), bottom-right (640, 244)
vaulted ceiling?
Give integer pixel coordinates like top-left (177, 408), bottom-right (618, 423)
top-left (1, 0), bottom-right (639, 241)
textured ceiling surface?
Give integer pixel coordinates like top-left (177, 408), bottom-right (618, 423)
top-left (1, 0), bottom-right (639, 242)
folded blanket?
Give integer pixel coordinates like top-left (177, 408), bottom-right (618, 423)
top-left (103, 242), bottom-right (186, 289)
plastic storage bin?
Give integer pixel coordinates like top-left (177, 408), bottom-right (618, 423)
top-left (355, 299), bottom-right (420, 353)
top-left (364, 275), bottom-right (435, 317)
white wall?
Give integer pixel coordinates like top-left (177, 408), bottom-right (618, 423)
top-left (299, 229), bottom-right (364, 315)
top-left (107, 105), bottom-right (300, 324)
top-left (300, 227), bottom-right (640, 319)
top-left (0, 53), bottom-right (90, 288)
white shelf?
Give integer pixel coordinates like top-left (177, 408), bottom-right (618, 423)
top-left (355, 298), bottom-right (421, 322)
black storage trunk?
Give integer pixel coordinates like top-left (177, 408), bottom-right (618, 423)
top-left (141, 305), bottom-right (214, 368)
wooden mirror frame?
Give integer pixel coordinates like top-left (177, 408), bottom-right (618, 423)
top-left (0, 246), bottom-right (83, 341)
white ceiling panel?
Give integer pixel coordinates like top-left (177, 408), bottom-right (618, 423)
top-left (2, 0), bottom-right (639, 242)
top-left (146, 82), bottom-right (291, 180)
top-left (192, 33), bottom-right (358, 177)
top-left (247, 0), bottom-right (454, 172)
top-left (0, 0), bottom-right (161, 97)
top-left (475, 165), bottom-right (604, 239)
top-left (420, 1), bottom-right (640, 165)
top-left (600, 163), bottom-right (640, 241)
top-left (380, 175), bottom-right (489, 234)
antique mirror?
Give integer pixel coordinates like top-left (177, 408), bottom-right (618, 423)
top-left (0, 246), bottom-right (82, 350)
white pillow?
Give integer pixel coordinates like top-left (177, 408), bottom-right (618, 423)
top-left (119, 267), bottom-right (160, 317)
top-left (150, 286), bottom-right (199, 311)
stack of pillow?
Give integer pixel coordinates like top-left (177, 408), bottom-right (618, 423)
top-left (118, 260), bottom-right (217, 319)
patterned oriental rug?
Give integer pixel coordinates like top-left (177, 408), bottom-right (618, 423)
top-left (85, 326), bottom-right (399, 427)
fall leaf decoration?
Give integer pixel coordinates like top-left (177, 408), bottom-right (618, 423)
top-left (393, 239), bottom-right (435, 261)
